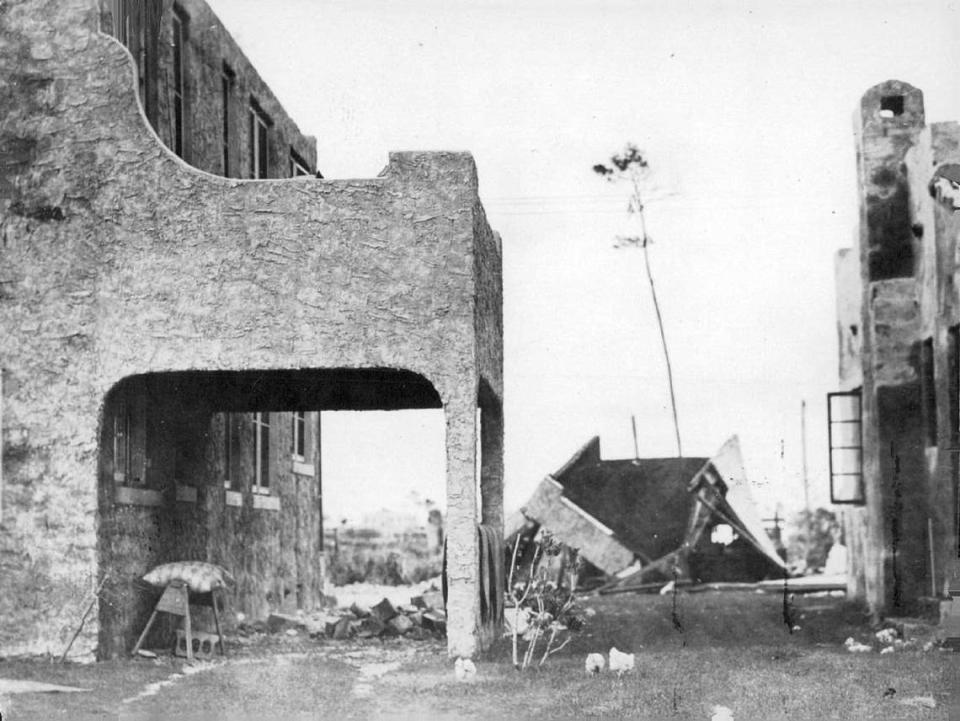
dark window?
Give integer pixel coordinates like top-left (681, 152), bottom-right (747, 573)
top-left (107, 0), bottom-right (160, 122)
top-left (950, 328), bottom-right (960, 448)
top-left (223, 412), bottom-right (240, 487)
top-left (292, 411), bottom-right (306, 458)
top-left (921, 337), bottom-right (937, 447)
top-left (113, 401), bottom-right (131, 484)
top-left (828, 391), bottom-right (864, 504)
top-left (253, 412), bottom-right (270, 491)
top-left (949, 328), bottom-right (960, 553)
top-left (249, 100), bottom-right (270, 179)
top-left (880, 95), bottom-right (905, 118)
top-left (172, 8), bottom-right (188, 158)
top-left (221, 63), bottom-right (235, 177)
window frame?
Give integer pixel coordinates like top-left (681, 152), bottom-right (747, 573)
top-left (220, 63), bottom-right (235, 177)
top-left (827, 390), bottom-right (865, 505)
top-left (249, 100), bottom-right (270, 179)
top-left (223, 412), bottom-right (240, 489)
top-left (253, 411), bottom-right (271, 494)
top-left (171, 7), bottom-right (188, 159)
top-left (113, 400), bottom-right (132, 484)
top-left (920, 337), bottom-right (938, 447)
top-left (289, 149), bottom-right (310, 177)
top-left (292, 411), bottom-right (306, 461)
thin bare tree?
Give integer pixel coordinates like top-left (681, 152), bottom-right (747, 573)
top-left (594, 145), bottom-right (682, 460)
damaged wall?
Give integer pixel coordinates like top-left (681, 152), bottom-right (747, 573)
top-left (0, 0), bottom-right (502, 660)
top-left (840, 80), bottom-right (960, 617)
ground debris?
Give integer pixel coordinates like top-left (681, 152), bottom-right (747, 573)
top-left (0, 679), bottom-right (91, 694)
top-left (896, 695), bottom-right (936, 709)
top-left (255, 589), bottom-right (446, 644)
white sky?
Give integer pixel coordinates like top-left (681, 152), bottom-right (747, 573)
top-left (208, 0), bottom-right (960, 522)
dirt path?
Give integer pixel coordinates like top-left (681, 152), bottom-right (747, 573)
top-left (123, 642), bottom-right (450, 719)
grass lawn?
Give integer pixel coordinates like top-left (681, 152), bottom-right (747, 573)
top-left (1, 590), bottom-right (958, 720)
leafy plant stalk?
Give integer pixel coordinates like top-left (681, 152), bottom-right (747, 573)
top-left (506, 530), bottom-right (584, 670)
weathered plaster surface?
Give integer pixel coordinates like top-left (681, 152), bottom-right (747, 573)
top-left (0, 0), bottom-right (502, 659)
top-left (834, 248), bottom-right (862, 390)
top-left (843, 81), bottom-right (960, 616)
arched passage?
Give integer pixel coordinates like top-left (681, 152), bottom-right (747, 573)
top-left (96, 367), bottom-right (443, 659)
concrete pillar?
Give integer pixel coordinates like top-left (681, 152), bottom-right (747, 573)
top-left (444, 391), bottom-right (480, 658)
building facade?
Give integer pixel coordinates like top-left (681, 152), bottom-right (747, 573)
top-left (833, 80), bottom-right (960, 617)
top-left (0, 0), bottom-right (504, 661)
top-left (102, 0), bottom-right (318, 179)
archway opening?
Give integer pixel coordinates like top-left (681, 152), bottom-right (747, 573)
top-left (96, 367), bottom-right (442, 659)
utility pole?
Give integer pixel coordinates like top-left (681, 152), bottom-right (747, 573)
top-left (801, 400), bottom-right (810, 513)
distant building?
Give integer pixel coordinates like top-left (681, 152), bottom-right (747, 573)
top-left (0, 0), bottom-right (503, 661)
top-left (833, 80), bottom-right (960, 616)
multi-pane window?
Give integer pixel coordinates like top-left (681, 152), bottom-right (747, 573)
top-left (828, 391), bottom-right (864, 504)
top-left (172, 8), bottom-right (187, 158)
top-left (249, 101), bottom-right (269, 179)
top-left (253, 412), bottom-right (270, 493)
top-left (221, 63), bottom-right (235, 176)
top-left (292, 411), bottom-right (306, 460)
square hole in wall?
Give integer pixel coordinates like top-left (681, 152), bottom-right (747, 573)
top-left (879, 95), bottom-right (904, 118)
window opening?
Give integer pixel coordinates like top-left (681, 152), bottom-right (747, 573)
top-left (292, 411), bottom-right (306, 460)
top-left (253, 412), bottom-right (270, 493)
top-left (828, 391), bottom-right (864, 504)
top-left (221, 63), bottom-right (235, 176)
top-left (879, 95), bottom-right (905, 118)
top-left (921, 338), bottom-right (938, 447)
top-left (223, 412), bottom-right (240, 488)
top-left (113, 401), bottom-right (131, 484)
top-left (172, 8), bottom-right (187, 158)
top-left (249, 100), bottom-right (270, 179)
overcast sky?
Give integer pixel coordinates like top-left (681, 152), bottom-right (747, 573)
top-left (207, 0), bottom-right (960, 523)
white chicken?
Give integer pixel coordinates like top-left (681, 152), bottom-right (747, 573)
top-left (608, 647), bottom-right (635, 675)
top-left (711, 705), bottom-right (734, 721)
top-left (584, 653), bottom-right (605, 675)
top-left (454, 657), bottom-right (477, 682)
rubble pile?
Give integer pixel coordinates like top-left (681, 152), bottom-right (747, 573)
top-left (843, 620), bottom-right (942, 654)
top-left (239, 589), bottom-right (447, 643)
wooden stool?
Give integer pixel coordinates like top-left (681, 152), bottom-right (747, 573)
top-left (131, 580), bottom-right (226, 661)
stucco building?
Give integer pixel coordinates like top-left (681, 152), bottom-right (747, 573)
top-left (0, 0), bottom-right (504, 660)
top-left (833, 80), bottom-right (960, 617)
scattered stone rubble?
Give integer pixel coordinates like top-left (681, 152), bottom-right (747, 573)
top-left (238, 589), bottom-right (447, 644)
top-left (843, 620), bottom-right (942, 654)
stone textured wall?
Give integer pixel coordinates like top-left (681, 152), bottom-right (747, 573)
top-left (1, 0), bottom-right (501, 659)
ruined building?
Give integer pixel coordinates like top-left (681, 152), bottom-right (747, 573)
top-left (833, 80), bottom-right (960, 616)
top-left (0, 0), bottom-right (504, 660)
